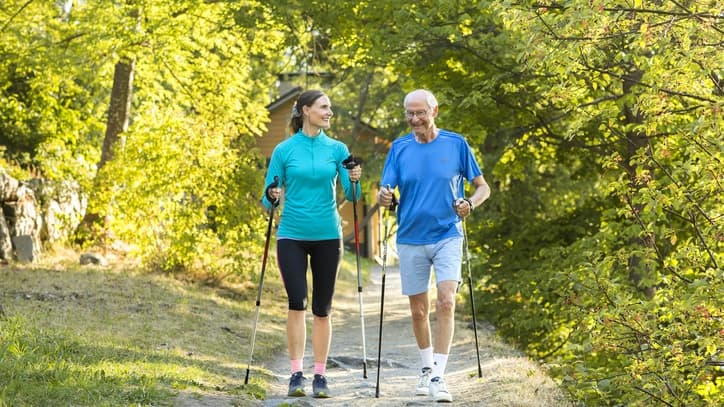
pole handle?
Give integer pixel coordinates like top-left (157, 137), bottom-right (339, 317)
top-left (264, 176), bottom-right (280, 207)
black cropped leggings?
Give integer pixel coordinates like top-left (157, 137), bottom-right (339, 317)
top-left (277, 238), bottom-right (342, 317)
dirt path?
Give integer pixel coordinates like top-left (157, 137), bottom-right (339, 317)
top-left (250, 265), bottom-right (570, 407)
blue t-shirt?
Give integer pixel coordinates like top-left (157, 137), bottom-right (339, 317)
top-left (380, 129), bottom-right (482, 245)
top-left (262, 130), bottom-right (361, 240)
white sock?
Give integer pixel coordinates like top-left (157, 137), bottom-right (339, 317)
top-left (419, 346), bottom-right (433, 370)
top-left (432, 353), bottom-right (448, 378)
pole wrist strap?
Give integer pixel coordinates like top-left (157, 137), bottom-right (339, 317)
top-left (464, 198), bottom-right (474, 212)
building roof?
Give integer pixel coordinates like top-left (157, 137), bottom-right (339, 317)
top-left (266, 86), bottom-right (303, 111)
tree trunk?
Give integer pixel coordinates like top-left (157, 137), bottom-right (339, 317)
top-left (76, 58), bottom-right (135, 244)
top-left (99, 58), bottom-right (135, 169)
top-left (621, 68), bottom-right (656, 298)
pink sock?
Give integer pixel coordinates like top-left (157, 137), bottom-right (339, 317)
top-left (290, 359), bottom-right (303, 374)
top-left (314, 361), bottom-right (326, 376)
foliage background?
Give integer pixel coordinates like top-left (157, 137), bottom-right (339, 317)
top-left (1, 0), bottom-right (721, 405)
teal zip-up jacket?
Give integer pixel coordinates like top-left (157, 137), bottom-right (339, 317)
top-left (262, 130), bottom-right (361, 240)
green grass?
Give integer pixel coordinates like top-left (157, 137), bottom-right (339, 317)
top-left (0, 248), bottom-right (368, 406)
top-left (1, 317), bottom-right (169, 406)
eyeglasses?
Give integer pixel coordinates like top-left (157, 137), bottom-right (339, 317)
top-left (404, 110), bottom-right (428, 119)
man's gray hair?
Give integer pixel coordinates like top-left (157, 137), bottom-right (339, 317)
top-left (404, 89), bottom-right (438, 109)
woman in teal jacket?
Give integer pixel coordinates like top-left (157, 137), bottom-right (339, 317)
top-left (262, 89), bottom-right (361, 398)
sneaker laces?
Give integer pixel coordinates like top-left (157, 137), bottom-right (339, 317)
top-left (430, 376), bottom-right (452, 401)
top-left (313, 374), bottom-right (330, 398)
top-left (288, 371), bottom-right (305, 396)
top-left (417, 367), bottom-right (432, 387)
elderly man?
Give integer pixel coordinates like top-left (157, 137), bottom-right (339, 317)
top-left (377, 89), bottom-right (490, 402)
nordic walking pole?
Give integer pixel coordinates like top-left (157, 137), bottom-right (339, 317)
top-left (244, 176), bottom-right (279, 385)
top-left (462, 218), bottom-right (483, 378)
top-left (342, 154), bottom-right (368, 378)
top-left (375, 186), bottom-right (397, 398)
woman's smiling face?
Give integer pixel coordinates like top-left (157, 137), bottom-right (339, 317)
top-left (304, 95), bottom-right (333, 129)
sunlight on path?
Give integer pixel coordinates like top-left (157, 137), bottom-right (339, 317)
top-left (253, 265), bottom-right (570, 407)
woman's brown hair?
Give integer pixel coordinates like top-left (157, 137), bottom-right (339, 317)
top-left (289, 90), bottom-right (326, 134)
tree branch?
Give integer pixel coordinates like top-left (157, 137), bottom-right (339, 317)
top-left (532, 3), bottom-right (722, 19)
top-left (633, 386), bottom-right (675, 407)
top-left (645, 141), bottom-right (717, 226)
top-left (0, 0), bottom-right (36, 33)
top-left (670, 0), bottom-right (724, 36)
top-left (579, 64), bottom-right (719, 105)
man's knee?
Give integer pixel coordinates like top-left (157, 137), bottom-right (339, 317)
top-left (410, 306), bottom-right (428, 321)
top-left (436, 296), bottom-right (456, 314)
top-left (410, 301), bottom-right (429, 321)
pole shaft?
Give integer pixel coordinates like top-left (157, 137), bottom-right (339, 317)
top-left (463, 220), bottom-right (483, 378)
top-left (351, 182), bottom-right (368, 378)
top-left (375, 204), bottom-right (392, 398)
top-left (244, 204), bottom-right (276, 384)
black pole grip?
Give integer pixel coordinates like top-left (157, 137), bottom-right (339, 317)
top-left (385, 185), bottom-right (399, 212)
top-left (342, 154), bottom-right (363, 169)
top-left (264, 176), bottom-right (280, 207)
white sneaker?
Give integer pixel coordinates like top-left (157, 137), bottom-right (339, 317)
top-left (429, 376), bottom-right (453, 402)
top-left (415, 367), bottom-right (432, 395)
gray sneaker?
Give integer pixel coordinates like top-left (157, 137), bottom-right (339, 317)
top-left (312, 374), bottom-right (331, 398)
top-left (287, 371), bottom-right (306, 397)
top-left (429, 376), bottom-right (453, 402)
top-left (416, 367), bottom-right (432, 395)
